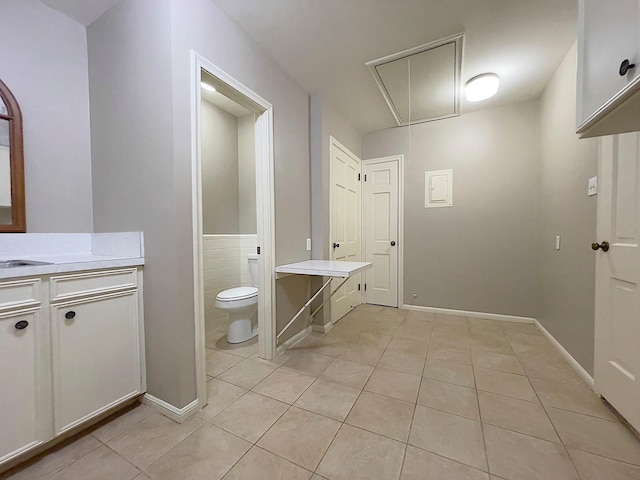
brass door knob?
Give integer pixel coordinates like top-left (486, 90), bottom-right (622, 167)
top-left (591, 241), bottom-right (610, 252)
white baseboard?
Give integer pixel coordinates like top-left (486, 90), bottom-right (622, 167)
top-left (534, 320), bottom-right (594, 389)
top-left (276, 325), bottom-right (311, 354)
top-left (143, 394), bottom-right (200, 423)
top-left (312, 322), bottom-right (333, 333)
top-left (402, 304), bottom-right (535, 324)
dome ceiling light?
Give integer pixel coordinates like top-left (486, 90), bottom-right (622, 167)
top-left (465, 73), bottom-right (499, 102)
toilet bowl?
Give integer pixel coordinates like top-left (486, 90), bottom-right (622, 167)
top-left (215, 254), bottom-right (259, 344)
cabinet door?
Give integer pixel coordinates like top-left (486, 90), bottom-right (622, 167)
top-left (51, 291), bottom-right (141, 435)
top-left (578, 0), bottom-right (640, 129)
top-left (0, 309), bottom-right (47, 462)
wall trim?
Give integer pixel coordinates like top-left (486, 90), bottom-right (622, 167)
top-left (534, 320), bottom-right (595, 389)
top-left (143, 394), bottom-right (200, 423)
top-left (402, 304), bottom-right (535, 324)
top-left (276, 325), bottom-right (311, 355)
top-left (312, 322), bottom-right (333, 333)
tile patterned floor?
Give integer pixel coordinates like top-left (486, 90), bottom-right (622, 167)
top-left (4, 306), bottom-right (640, 479)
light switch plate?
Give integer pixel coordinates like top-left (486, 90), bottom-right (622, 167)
top-left (588, 176), bottom-right (597, 196)
top-left (306, 238), bottom-right (312, 251)
top-left (555, 235), bottom-right (561, 250)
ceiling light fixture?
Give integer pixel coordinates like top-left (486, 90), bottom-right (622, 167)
top-left (201, 82), bottom-right (216, 92)
top-left (465, 73), bottom-right (499, 102)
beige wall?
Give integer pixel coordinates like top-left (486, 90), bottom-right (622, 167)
top-left (201, 100), bottom-right (239, 234)
top-left (363, 102), bottom-right (540, 317)
top-left (0, 0), bottom-right (93, 232)
top-left (537, 43), bottom-right (598, 375)
top-left (238, 114), bottom-right (257, 234)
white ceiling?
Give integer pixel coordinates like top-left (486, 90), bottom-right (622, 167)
top-left (40, 0), bottom-right (121, 26)
top-left (40, 0), bottom-right (578, 133)
top-left (211, 0), bottom-right (578, 133)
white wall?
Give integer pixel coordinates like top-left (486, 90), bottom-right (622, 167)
top-left (238, 114), bottom-right (256, 234)
top-left (363, 102), bottom-right (540, 318)
top-left (0, 0), bottom-right (93, 232)
top-left (537, 43), bottom-right (598, 374)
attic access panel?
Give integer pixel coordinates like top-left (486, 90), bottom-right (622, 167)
top-left (366, 34), bottom-right (463, 126)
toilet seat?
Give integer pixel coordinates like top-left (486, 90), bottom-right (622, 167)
top-left (216, 286), bottom-right (258, 302)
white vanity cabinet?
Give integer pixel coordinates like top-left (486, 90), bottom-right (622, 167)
top-left (0, 267), bottom-right (144, 468)
top-left (577, 0), bottom-right (640, 137)
top-left (0, 279), bottom-right (49, 464)
top-left (50, 269), bottom-right (143, 435)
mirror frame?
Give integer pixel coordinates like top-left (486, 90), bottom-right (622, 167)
top-left (0, 78), bottom-right (25, 232)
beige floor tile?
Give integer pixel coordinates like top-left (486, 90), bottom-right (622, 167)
top-left (503, 323), bottom-right (541, 336)
top-left (530, 378), bottom-right (617, 420)
top-left (92, 403), bottom-right (154, 443)
top-left (431, 331), bottom-right (471, 348)
top-left (477, 391), bottom-right (559, 442)
top-left (418, 378), bottom-right (479, 420)
top-left (317, 424), bottom-right (405, 480)
top-left (471, 350), bottom-right (523, 375)
top-left (46, 446), bottom-right (139, 480)
top-left (469, 338), bottom-right (514, 355)
top-left (222, 446), bottom-right (312, 480)
top-left (289, 333), bottom-right (344, 358)
top-left (404, 310), bottom-right (437, 322)
top-left (378, 350), bottom-right (426, 376)
top-left (509, 334), bottom-right (562, 359)
top-left (4, 434), bottom-right (101, 480)
top-left (474, 367), bottom-right (537, 402)
top-left (467, 318), bottom-right (505, 334)
top-left (362, 320), bottom-right (400, 336)
top-left (282, 351), bottom-right (336, 377)
top-left (568, 447), bottom-right (640, 480)
top-left (345, 391), bottom-right (414, 442)
top-left (209, 333), bottom-right (259, 358)
top-left (374, 307), bottom-right (408, 323)
top-left (409, 405), bottom-right (487, 471)
top-left (252, 367), bottom-right (315, 404)
top-left (395, 318), bottom-right (433, 341)
top-left (483, 424), bottom-right (579, 480)
top-left (146, 424), bottom-right (251, 480)
top-left (257, 407), bottom-right (340, 470)
top-left (133, 473), bottom-right (152, 480)
top-left (250, 349), bottom-right (296, 366)
top-left (428, 343), bottom-right (472, 365)
top-left (106, 412), bottom-right (204, 470)
top-left (386, 336), bottom-right (429, 356)
top-left (212, 391), bottom-right (288, 442)
top-left (354, 331), bottom-right (393, 350)
top-left (518, 356), bottom-right (584, 384)
top-left (217, 359), bottom-right (277, 389)
top-left (547, 407), bottom-right (640, 465)
top-left (198, 378), bottom-right (248, 420)
top-left (357, 304), bottom-right (384, 314)
top-left (206, 349), bottom-right (244, 377)
top-left (319, 358), bottom-right (374, 389)
top-left (435, 314), bottom-right (468, 326)
top-left (337, 343), bottom-right (384, 366)
top-left (294, 379), bottom-right (360, 421)
top-left (401, 445), bottom-right (490, 480)
top-left (423, 360), bottom-right (475, 388)
top-left (365, 368), bottom-right (421, 402)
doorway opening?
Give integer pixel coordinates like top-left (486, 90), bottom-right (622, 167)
top-left (191, 52), bottom-right (276, 413)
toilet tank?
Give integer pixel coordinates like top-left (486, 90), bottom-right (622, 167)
top-left (247, 254), bottom-right (258, 287)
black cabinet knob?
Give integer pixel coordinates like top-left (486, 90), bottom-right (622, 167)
top-left (14, 320), bottom-right (29, 330)
top-left (333, 243), bottom-right (340, 249)
top-left (620, 59), bottom-right (636, 76)
top-left (390, 241), bottom-right (396, 246)
top-left (65, 311), bottom-right (76, 320)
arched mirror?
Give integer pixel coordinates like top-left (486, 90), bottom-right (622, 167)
top-left (0, 78), bottom-right (25, 232)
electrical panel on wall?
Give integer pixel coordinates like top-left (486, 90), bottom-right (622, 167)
top-left (425, 169), bottom-right (453, 208)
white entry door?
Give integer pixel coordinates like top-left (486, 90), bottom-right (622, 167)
top-left (363, 158), bottom-right (400, 307)
top-left (594, 133), bottom-right (640, 431)
top-left (330, 137), bottom-right (362, 322)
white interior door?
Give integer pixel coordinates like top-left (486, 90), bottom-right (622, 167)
top-left (363, 159), bottom-right (399, 307)
top-left (330, 137), bottom-right (361, 322)
top-left (595, 132), bottom-right (640, 431)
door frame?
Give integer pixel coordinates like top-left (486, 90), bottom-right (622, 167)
top-left (190, 52), bottom-right (277, 415)
top-left (329, 135), bottom-right (362, 322)
top-left (361, 155), bottom-right (405, 308)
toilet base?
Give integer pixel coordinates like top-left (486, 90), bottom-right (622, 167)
top-left (227, 314), bottom-right (258, 344)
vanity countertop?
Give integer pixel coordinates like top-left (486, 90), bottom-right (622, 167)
top-left (0, 232), bottom-right (145, 279)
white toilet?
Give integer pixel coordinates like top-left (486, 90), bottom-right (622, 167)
top-left (215, 253), bottom-right (259, 344)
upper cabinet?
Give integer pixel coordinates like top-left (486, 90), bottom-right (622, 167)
top-left (577, 0), bottom-right (640, 138)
